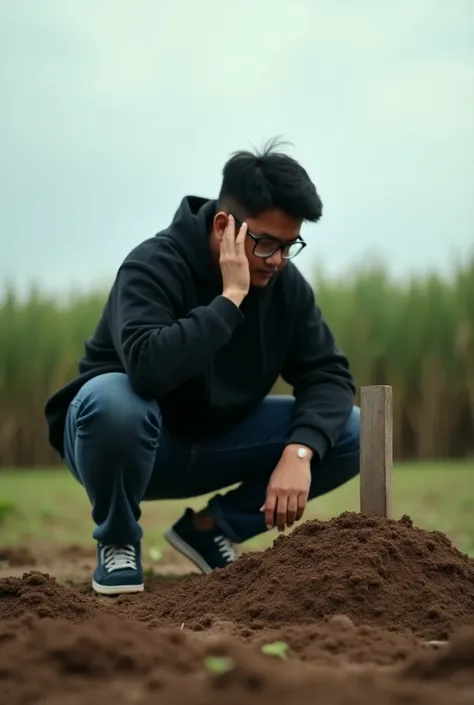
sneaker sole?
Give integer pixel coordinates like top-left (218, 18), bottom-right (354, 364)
top-left (91, 579), bottom-right (144, 596)
top-left (164, 528), bottom-right (213, 575)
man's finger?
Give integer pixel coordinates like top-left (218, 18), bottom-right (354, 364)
top-left (286, 494), bottom-right (298, 527)
top-left (265, 493), bottom-right (277, 530)
top-left (235, 220), bottom-right (247, 246)
top-left (222, 215), bottom-right (235, 248)
top-left (296, 492), bottom-right (308, 521)
top-left (276, 495), bottom-right (288, 532)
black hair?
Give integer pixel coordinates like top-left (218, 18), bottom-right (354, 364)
top-left (218, 137), bottom-right (322, 222)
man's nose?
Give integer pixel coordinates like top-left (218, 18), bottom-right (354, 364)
top-left (265, 249), bottom-right (283, 268)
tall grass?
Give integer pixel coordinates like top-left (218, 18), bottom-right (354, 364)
top-left (1, 259), bottom-right (473, 467)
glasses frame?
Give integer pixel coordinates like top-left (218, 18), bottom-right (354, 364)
top-left (232, 216), bottom-right (306, 260)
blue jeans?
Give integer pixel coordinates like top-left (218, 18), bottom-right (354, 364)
top-left (63, 372), bottom-right (360, 545)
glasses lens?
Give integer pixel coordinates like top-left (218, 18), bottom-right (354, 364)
top-left (253, 238), bottom-right (305, 259)
top-left (253, 239), bottom-right (278, 257)
top-left (283, 242), bottom-right (305, 259)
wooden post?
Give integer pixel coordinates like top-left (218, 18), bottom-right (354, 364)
top-left (360, 385), bottom-right (393, 517)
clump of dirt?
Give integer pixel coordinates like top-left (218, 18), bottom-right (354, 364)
top-left (0, 571), bottom-right (98, 621)
top-left (0, 546), bottom-right (36, 567)
top-left (130, 513), bottom-right (474, 640)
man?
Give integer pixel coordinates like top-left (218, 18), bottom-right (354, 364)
top-left (44, 139), bottom-right (360, 596)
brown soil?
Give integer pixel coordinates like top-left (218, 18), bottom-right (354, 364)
top-left (116, 512), bottom-right (474, 640)
top-left (0, 545), bottom-right (36, 567)
top-left (0, 571), bottom-right (99, 621)
top-left (1, 512), bottom-right (474, 704)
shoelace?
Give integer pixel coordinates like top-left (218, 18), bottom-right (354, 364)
top-left (101, 545), bottom-right (137, 572)
top-left (214, 535), bottom-right (236, 562)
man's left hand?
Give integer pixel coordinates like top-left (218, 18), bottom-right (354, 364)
top-left (260, 445), bottom-right (312, 532)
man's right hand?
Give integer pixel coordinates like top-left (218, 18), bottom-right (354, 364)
top-left (220, 215), bottom-right (250, 307)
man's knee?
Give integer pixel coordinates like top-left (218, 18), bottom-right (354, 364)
top-left (74, 372), bottom-right (161, 444)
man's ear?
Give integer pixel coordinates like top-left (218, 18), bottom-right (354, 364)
top-left (213, 211), bottom-right (229, 242)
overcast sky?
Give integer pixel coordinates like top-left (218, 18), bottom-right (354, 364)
top-left (2, 0), bottom-right (473, 296)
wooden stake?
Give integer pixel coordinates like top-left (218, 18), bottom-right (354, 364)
top-left (360, 385), bottom-right (393, 517)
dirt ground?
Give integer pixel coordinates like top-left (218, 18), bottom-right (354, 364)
top-left (1, 512), bottom-right (474, 704)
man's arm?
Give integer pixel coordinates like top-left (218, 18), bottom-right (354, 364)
top-left (281, 280), bottom-right (355, 462)
top-left (108, 258), bottom-right (244, 400)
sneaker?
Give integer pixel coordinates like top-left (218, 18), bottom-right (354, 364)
top-left (92, 542), bottom-right (144, 595)
top-left (164, 508), bottom-right (236, 574)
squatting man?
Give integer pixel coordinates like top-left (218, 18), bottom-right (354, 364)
top-left (45, 139), bottom-right (360, 595)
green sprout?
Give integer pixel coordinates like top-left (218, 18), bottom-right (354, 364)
top-left (261, 641), bottom-right (289, 659)
top-left (204, 656), bottom-right (234, 674)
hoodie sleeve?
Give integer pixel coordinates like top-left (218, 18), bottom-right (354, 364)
top-left (281, 278), bottom-right (356, 461)
top-left (108, 258), bottom-right (244, 399)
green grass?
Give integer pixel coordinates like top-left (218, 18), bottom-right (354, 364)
top-left (2, 258), bottom-right (474, 467)
top-left (1, 461), bottom-right (474, 565)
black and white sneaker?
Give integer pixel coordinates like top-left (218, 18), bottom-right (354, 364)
top-left (92, 542), bottom-right (144, 595)
top-left (164, 508), bottom-right (236, 574)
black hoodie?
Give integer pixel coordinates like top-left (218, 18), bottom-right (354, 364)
top-left (44, 196), bottom-right (355, 459)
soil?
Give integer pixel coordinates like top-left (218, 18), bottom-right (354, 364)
top-left (0, 545), bottom-right (36, 567)
top-left (1, 511), bottom-right (474, 704)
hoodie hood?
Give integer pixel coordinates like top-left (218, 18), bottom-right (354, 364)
top-left (166, 196), bottom-right (218, 281)
top-left (166, 195), bottom-right (279, 293)
top-left (164, 195), bottom-right (279, 374)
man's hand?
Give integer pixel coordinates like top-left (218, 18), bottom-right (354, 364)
top-left (220, 215), bottom-right (251, 307)
top-left (260, 445), bottom-right (312, 532)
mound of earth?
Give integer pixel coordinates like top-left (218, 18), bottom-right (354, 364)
top-left (128, 512), bottom-right (474, 640)
top-left (0, 571), bottom-right (99, 621)
top-left (1, 510), bottom-right (474, 704)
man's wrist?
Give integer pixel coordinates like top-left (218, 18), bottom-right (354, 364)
top-left (222, 289), bottom-right (246, 308)
top-left (283, 443), bottom-right (314, 462)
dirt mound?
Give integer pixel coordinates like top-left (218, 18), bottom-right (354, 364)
top-left (1, 513), bottom-right (474, 703)
top-left (129, 513), bottom-right (474, 640)
top-left (0, 613), bottom-right (473, 705)
top-left (0, 571), bottom-right (99, 621)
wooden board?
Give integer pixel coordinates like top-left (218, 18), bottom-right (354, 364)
top-left (360, 385), bottom-right (393, 517)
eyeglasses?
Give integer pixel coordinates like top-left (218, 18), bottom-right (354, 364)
top-left (232, 216), bottom-right (306, 260)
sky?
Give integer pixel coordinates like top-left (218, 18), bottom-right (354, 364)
top-left (1, 0), bottom-right (473, 296)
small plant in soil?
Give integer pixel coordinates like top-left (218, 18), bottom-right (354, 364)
top-left (261, 641), bottom-right (289, 659)
top-left (204, 656), bottom-right (234, 674)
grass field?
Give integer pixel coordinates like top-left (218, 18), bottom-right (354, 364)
top-left (1, 460), bottom-right (474, 570)
top-left (3, 258), bottom-right (474, 467)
